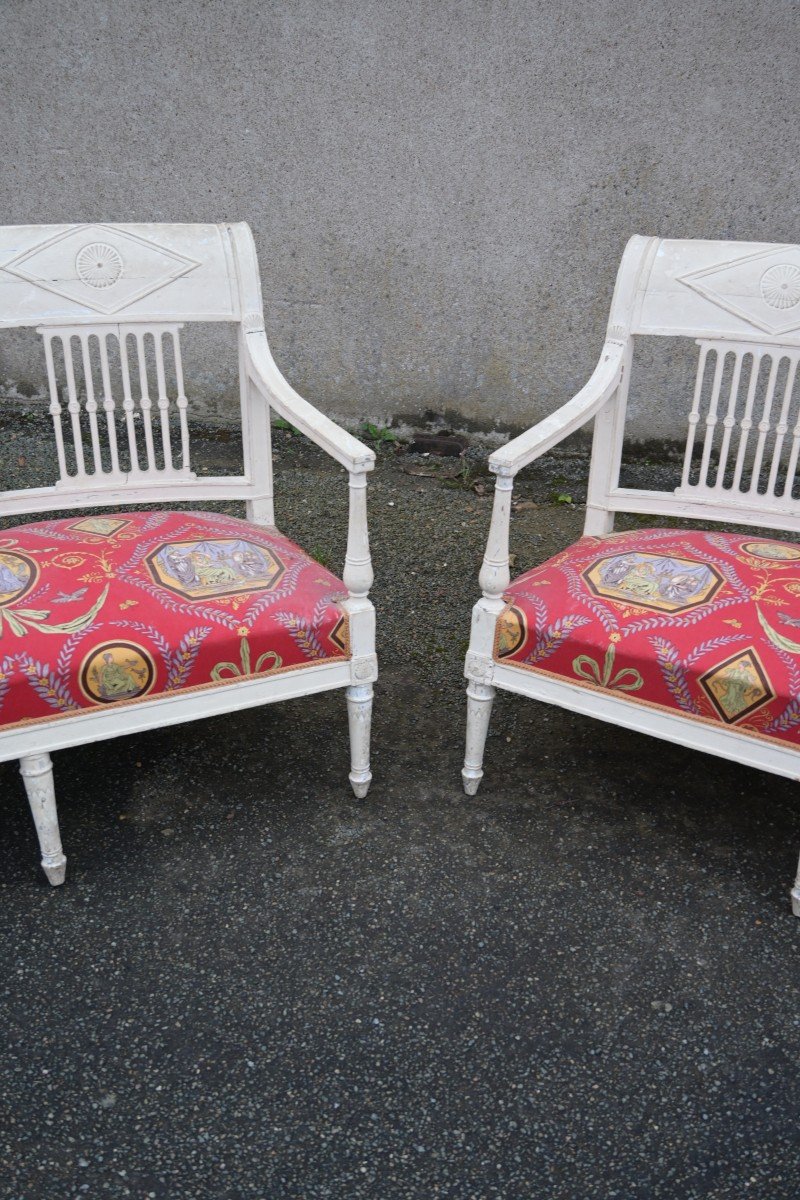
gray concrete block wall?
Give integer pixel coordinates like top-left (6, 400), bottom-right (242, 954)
top-left (1, 0), bottom-right (797, 439)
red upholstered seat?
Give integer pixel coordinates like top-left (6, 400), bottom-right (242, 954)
top-left (0, 510), bottom-right (349, 731)
top-left (494, 528), bottom-right (800, 747)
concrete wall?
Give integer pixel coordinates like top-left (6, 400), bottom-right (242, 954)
top-left (1, 0), bottom-right (798, 440)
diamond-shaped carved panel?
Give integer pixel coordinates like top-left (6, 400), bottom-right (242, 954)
top-left (1, 224), bottom-right (200, 315)
top-left (679, 246), bottom-right (800, 336)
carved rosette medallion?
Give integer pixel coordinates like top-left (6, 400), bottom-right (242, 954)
top-left (760, 263), bottom-right (800, 311)
top-left (76, 243), bottom-right (123, 289)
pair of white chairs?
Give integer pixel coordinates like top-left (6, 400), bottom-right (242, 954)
top-left (1, 225), bottom-right (800, 914)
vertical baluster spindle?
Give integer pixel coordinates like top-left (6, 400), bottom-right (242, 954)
top-left (170, 329), bottom-right (191, 472)
top-left (118, 332), bottom-right (141, 473)
top-left (748, 353), bottom-right (780, 494)
top-left (767, 353), bottom-right (799, 497)
top-left (697, 344), bottom-right (725, 489)
top-left (42, 332), bottom-right (69, 482)
top-left (97, 333), bottom-right (122, 476)
top-left (134, 332), bottom-right (157, 470)
top-left (681, 342), bottom-right (710, 488)
top-left (79, 333), bottom-right (103, 476)
top-left (61, 334), bottom-right (86, 479)
top-left (153, 330), bottom-right (173, 472)
top-left (732, 349), bottom-right (764, 492)
top-left (713, 348), bottom-right (744, 491)
top-left (783, 376), bottom-right (800, 499)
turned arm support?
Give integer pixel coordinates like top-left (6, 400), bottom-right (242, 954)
top-left (243, 330), bottom-right (374, 599)
top-left (343, 469), bottom-right (373, 598)
top-left (479, 472), bottom-right (515, 602)
top-left (478, 343), bottom-right (625, 603)
top-left (244, 331), bottom-right (376, 473)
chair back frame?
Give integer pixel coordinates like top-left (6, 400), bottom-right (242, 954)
top-left (0, 222), bottom-right (274, 523)
top-left (586, 236), bottom-right (800, 537)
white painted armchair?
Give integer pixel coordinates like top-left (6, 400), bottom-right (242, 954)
top-left (464, 236), bottom-right (800, 913)
top-left (0, 222), bottom-right (376, 884)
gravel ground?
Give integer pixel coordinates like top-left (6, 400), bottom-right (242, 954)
top-left (0, 410), bottom-right (799, 1199)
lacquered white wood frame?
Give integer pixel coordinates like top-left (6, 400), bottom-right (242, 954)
top-left (0, 222), bottom-right (377, 883)
top-left (463, 236), bottom-right (800, 915)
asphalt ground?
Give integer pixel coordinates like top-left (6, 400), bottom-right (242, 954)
top-left (0, 411), bottom-right (799, 1199)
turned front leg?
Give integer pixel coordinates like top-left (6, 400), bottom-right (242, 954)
top-left (342, 467), bottom-right (375, 799)
top-left (462, 681), bottom-right (495, 796)
top-left (463, 468), bottom-right (512, 796)
top-left (347, 683), bottom-right (373, 798)
top-left (20, 752), bottom-right (67, 886)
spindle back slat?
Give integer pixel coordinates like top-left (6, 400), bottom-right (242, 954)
top-left (97, 333), bottom-right (122, 475)
top-left (79, 334), bottom-right (103, 475)
top-left (676, 338), bottom-right (800, 509)
top-left (40, 324), bottom-right (194, 486)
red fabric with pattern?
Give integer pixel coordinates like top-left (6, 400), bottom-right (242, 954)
top-left (495, 528), bottom-right (800, 746)
top-left (0, 510), bottom-right (349, 730)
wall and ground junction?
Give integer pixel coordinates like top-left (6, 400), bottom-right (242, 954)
top-left (0, 0), bottom-right (798, 442)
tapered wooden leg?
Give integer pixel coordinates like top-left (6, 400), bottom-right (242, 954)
top-left (791, 851), bottom-right (800, 917)
top-left (20, 752), bottom-right (66, 886)
top-left (462, 681), bottom-right (495, 796)
top-left (347, 683), bottom-right (373, 799)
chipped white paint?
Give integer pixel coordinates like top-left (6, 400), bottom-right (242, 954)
top-left (346, 682), bottom-right (373, 799)
top-left (464, 236), bottom-right (800, 916)
top-left (0, 222), bottom-right (376, 884)
top-left (19, 752), bottom-right (66, 885)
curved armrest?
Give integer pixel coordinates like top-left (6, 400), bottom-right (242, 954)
top-left (245, 331), bottom-right (376, 472)
top-left (488, 343), bottom-right (625, 476)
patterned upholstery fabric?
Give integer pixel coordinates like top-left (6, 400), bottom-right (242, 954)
top-left (495, 528), bottom-right (800, 747)
top-left (0, 511), bottom-right (349, 730)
